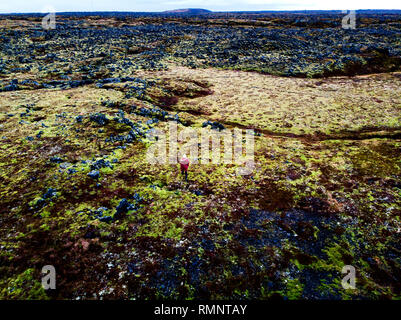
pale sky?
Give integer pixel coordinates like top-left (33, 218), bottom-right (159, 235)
top-left (0, 0), bottom-right (400, 14)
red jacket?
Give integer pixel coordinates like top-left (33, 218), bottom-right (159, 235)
top-left (180, 158), bottom-right (189, 171)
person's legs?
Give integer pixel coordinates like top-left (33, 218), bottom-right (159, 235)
top-left (180, 169), bottom-right (188, 181)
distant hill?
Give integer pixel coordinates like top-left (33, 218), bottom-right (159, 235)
top-left (162, 8), bottom-right (212, 15)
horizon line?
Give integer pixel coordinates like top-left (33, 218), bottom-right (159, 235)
top-left (1, 8), bottom-right (401, 15)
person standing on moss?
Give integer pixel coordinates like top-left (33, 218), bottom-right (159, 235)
top-left (179, 154), bottom-right (190, 182)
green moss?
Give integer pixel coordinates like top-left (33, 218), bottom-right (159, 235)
top-left (285, 278), bottom-right (304, 300)
top-left (0, 269), bottom-right (49, 300)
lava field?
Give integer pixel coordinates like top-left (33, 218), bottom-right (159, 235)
top-left (0, 11), bottom-right (400, 300)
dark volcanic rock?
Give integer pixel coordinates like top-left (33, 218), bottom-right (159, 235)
top-left (50, 156), bottom-right (63, 163)
top-left (87, 170), bottom-right (100, 179)
top-left (43, 188), bottom-right (57, 199)
top-left (202, 120), bottom-right (225, 131)
top-left (114, 198), bottom-right (135, 220)
top-left (90, 113), bottom-right (109, 126)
